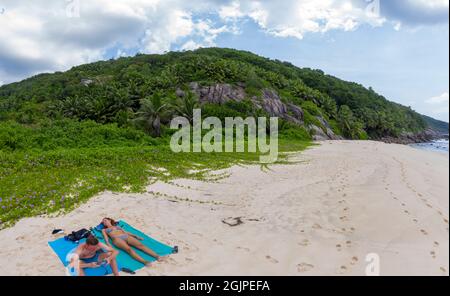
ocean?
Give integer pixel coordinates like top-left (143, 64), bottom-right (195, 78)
top-left (410, 139), bottom-right (449, 153)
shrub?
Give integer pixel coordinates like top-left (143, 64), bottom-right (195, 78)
top-left (301, 101), bottom-right (322, 117)
top-left (0, 120), bottom-right (154, 152)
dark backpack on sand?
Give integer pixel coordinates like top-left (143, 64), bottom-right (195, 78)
top-left (64, 228), bottom-right (91, 242)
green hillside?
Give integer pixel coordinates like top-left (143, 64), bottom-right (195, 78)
top-left (0, 47), bottom-right (439, 141)
top-left (0, 48), bottom-right (447, 227)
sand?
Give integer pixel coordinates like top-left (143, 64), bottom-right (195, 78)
top-left (0, 141), bottom-right (448, 276)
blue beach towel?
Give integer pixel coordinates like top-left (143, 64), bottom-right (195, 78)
top-left (48, 220), bottom-right (175, 276)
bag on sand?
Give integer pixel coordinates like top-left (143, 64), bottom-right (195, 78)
top-left (64, 228), bottom-right (91, 242)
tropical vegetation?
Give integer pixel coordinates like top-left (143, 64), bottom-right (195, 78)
top-left (0, 48), bottom-right (447, 227)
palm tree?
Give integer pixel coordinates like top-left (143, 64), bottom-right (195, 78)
top-left (171, 91), bottom-right (199, 123)
top-left (87, 85), bottom-right (134, 124)
top-left (338, 105), bottom-right (355, 139)
top-left (338, 105), bottom-right (364, 139)
top-left (134, 92), bottom-right (170, 137)
top-left (61, 95), bottom-right (90, 119)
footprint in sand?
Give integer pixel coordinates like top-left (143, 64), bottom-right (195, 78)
top-left (430, 251), bottom-right (436, 259)
top-left (312, 223), bottom-right (322, 230)
top-left (404, 210), bottom-right (410, 215)
top-left (412, 219), bottom-right (419, 223)
top-left (336, 244), bottom-right (343, 251)
top-left (420, 229), bottom-right (429, 235)
top-left (237, 246), bottom-right (250, 252)
top-left (345, 241), bottom-right (352, 247)
top-left (440, 267), bottom-right (447, 274)
top-left (299, 239), bottom-right (309, 247)
top-left (165, 257), bottom-right (178, 265)
top-left (297, 263), bottom-right (314, 273)
top-left (336, 265), bottom-right (348, 274)
top-left (266, 256), bottom-right (279, 264)
top-left (350, 256), bottom-right (359, 265)
top-left (434, 241), bottom-right (440, 247)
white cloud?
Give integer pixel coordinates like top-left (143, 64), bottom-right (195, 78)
top-left (408, 0), bottom-right (448, 10)
top-left (426, 92), bottom-right (449, 105)
top-left (425, 92), bottom-right (449, 121)
top-left (143, 9), bottom-right (194, 53)
top-left (0, 0), bottom-right (447, 85)
top-left (0, 0), bottom-right (232, 83)
top-left (219, 1), bottom-right (244, 20)
top-left (180, 40), bottom-right (202, 51)
top-left (219, 0), bottom-right (385, 39)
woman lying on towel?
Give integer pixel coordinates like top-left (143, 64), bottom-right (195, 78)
top-left (101, 217), bottom-right (162, 266)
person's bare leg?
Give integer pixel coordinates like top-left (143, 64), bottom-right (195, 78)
top-left (74, 260), bottom-right (86, 276)
top-left (112, 238), bottom-right (150, 265)
top-left (126, 236), bottom-right (161, 260)
top-left (99, 253), bottom-right (120, 276)
top-left (70, 256), bottom-right (86, 276)
top-left (79, 268), bottom-right (86, 276)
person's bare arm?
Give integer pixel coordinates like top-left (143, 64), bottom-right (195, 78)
top-left (71, 248), bottom-right (83, 275)
top-left (99, 242), bottom-right (118, 263)
top-left (102, 229), bottom-right (111, 246)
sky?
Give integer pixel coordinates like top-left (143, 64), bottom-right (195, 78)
top-left (0, 0), bottom-right (448, 122)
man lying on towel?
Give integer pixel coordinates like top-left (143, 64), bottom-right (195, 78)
top-left (70, 235), bottom-right (120, 276)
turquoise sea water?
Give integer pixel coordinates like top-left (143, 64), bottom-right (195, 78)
top-left (410, 139), bottom-right (449, 153)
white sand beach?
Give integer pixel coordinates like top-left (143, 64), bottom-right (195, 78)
top-left (0, 141), bottom-right (448, 276)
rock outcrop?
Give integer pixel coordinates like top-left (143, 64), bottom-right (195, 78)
top-left (308, 125), bottom-right (329, 141)
top-left (176, 82), bottom-right (343, 140)
top-left (189, 82), bottom-right (246, 104)
top-left (80, 79), bottom-right (94, 86)
top-left (307, 122), bottom-right (343, 141)
top-left (315, 116), bottom-right (343, 140)
top-left (180, 83), bottom-right (305, 124)
top-left (253, 89), bottom-right (304, 124)
top-left (381, 128), bottom-right (448, 144)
